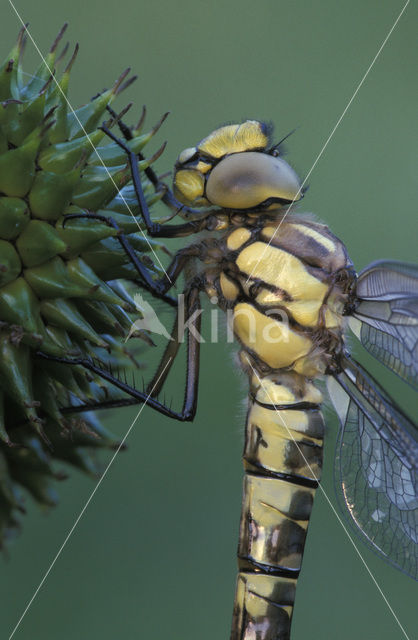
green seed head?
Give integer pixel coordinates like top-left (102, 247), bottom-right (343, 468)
top-left (0, 25), bottom-right (166, 544)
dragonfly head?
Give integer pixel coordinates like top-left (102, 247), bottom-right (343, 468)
top-left (173, 120), bottom-right (302, 212)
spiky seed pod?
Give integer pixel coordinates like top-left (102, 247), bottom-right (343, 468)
top-left (0, 25), bottom-right (167, 544)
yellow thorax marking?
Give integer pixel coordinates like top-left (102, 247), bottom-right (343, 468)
top-left (220, 272), bottom-right (239, 301)
top-left (233, 303), bottom-right (312, 369)
top-left (290, 223), bottom-right (336, 253)
top-left (227, 227), bottom-right (252, 250)
top-left (236, 242), bottom-right (328, 302)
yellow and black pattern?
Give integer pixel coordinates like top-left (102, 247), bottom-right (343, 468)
top-left (201, 214), bottom-right (353, 639)
top-left (159, 122), bottom-right (416, 637)
top-left (232, 370), bottom-right (324, 639)
top-left (105, 119), bottom-right (416, 637)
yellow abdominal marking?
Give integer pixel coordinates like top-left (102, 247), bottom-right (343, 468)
top-left (235, 574), bottom-right (295, 621)
top-left (249, 479), bottom-right (310, 529)
top-left (255, 377), bottom-right (323, 406)
top-left (248, 404), bottom-right (322, 448)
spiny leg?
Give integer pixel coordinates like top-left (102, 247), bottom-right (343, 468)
top-left (146, 283), bottom-right (202, 404)
top-left (39, 285), bottom-right (203, 421)
top-left (146, 300), bottom-right (182, 398)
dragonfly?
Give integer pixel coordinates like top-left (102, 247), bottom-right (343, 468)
top-left (47, 117), bottom-right (418, 639)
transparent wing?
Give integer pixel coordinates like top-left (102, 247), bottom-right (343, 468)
top-left (350, 260), bottom-right (418, 390)
top-left (327, 358), bottom-right (418, 579)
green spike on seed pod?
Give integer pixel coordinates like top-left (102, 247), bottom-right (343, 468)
top-left (110, 301), bottom-right (137, 331)
top-left (12, 467), bottom-right (59, 507)
top-left (0, 333), bottom-right (38, 424)
top-left (66, 257), bottom-right (131, 307)
top-left (32, 369), bottom-right (66, 426)
top-left (45, 41), bottom-right (78, 144)
top-left (0, 277), bottom-right (45, 337)
top-left (0, 197), bottom-right (30, 240)
top-left (95, 209), bottom-right (143, 234)
top-left (72, 146), bottom-right (164, 211)
top-left (55, 213), bottom-right (118, 257)
top-left (19, 24), bottom-right (67, 101)
top-left (16, 220), bottom-right (67, 267)
top-left (40, 298), bottom-right (109, 348)
top-left (81, 237), bottom-right (133, 274)
top-left (0, 126), bottom-right (42, 197)
top-left (71, 367), bottom-right (105, 402)
top-left (105, 178), bottom-right (158, 215)
top-left (71, 163), bottom-right (131, 210)
top-left (43, 324), bottom-right (80, 357)
top-left (56, 446), bottom-right (103, 476)
top-left (0, 278), bottom-right (66, 356)
top-left (89, 111), bottom-right (168, 166)
top-left (37, 359), bottom-right (85, 398)
top-left (24, 256), bottom-right (91, 299)
top-left (88, 133), bottom-right (147, 166)
top-left (28, 166), bottom-right (81, 220)
top-left (66, 67), bottom-right (134, 139)
top-left (0, 27), bottom-right (25, 100)
top-left (4, 91), bottom-right (48, 147)
top-left (75, 300), bottom-right (125, 337)
top-left (11, 432), bottom-right (53, 472)
top-left (38, 128), bottom-right (105, 174)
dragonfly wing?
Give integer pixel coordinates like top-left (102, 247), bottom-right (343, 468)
top-left (350, 260), bottom-right (418, 389)
top-left (327, 358), bottom-right (418, 579)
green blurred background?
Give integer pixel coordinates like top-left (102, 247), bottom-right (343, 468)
top-left (1, 0), bottom-right (417, 638)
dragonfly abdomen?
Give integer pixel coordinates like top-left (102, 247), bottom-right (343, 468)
top-left (231, 370), bottom-right (325, 639)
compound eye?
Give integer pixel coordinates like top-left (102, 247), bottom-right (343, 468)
top-left (205, 151), bottom-right (302, 209)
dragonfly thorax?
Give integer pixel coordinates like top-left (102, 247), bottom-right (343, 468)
top-left (204, 215), bottom-right (354, 379)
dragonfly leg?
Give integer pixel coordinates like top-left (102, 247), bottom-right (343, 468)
top-left (99, 122), bottom-right (214, 239)
top-left (38, 284), bottom-right (203, 421)
top-left (106, 105), bottom-right (210, 221)
top-left (62, 211), bottom-right (178, 307)
top-left (147, 284), bottom-right (202, 411)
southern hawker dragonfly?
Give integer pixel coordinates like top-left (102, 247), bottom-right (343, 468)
top-left (52, 117), bottom-right (417, 639)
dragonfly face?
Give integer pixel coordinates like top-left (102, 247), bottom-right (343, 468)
top-left (173, 121), bottom-right (302, 210)
top-left (53, 117), bottom-right (417, 640)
